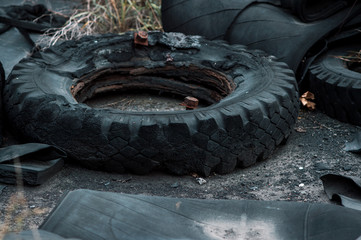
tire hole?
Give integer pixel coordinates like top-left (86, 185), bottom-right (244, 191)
top-left (84, 89), bottom-right (207, 111)
top-left (72, 65), bottom-right (235, 111)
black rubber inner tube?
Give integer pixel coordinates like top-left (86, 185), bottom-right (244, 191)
top-left (281, 0), bottom-right (349, 22)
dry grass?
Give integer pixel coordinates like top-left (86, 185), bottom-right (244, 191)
top-left (0, 159), bottom-right (30, 238)
top-left (39, 0), bottom-right (162, 46)
top-left (336, 49), bottom-right (361, 63)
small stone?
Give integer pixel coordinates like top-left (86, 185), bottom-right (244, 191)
top-left (314, 162), bottom-right (332, 171)
top-left (29, 205), bottom-right (36, 209)
top-left (171, 182), bottom-right (179, 188)
top-left (196, 178), bottom-right (207, 185)
top-left (343, 165), bottom-right (352, 171)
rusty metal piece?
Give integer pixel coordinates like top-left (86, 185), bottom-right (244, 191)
top-left (166, 53), bottom-right (173, 62)
top-left (71, 81), bottom-right (85, 96)
top-left (134, 31), bottom-right (149, 46)
top-left (180, 96), bottom-right (199, 110)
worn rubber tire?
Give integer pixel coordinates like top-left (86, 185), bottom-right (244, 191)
top-left (280, 0), bottom-right (350, 22)
top-left (3, 32), bottom-right (299, 176)
top-left (308, 43), bottom-right (361, 125)
top-left (161, 0), bottom-right (273, 40)
top-left (225, 3), bottom-right (361, 73)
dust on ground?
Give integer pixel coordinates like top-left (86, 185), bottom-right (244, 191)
top-left (0, 108), bottom-right (360, 232)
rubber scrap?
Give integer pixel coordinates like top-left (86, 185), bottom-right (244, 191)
top-left (280, 0), bottom-right (350, 22)
top-left (3, 229), bottom-right (81, 240)
top-left (344, 131), bottom-right (361, 153)
top-left (40, 189), bottom-right (361, 240)
top-left (320, 174), bottom-right (361, 211)
top-left (0, 143), bottom-right (66, 185)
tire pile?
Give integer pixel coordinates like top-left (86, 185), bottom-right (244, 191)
top-left (163, 0), bottom-right (361, 125)
top-left (0, 0), bottom-right (360, 176)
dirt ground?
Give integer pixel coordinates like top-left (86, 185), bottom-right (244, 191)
top-left (0, 107), bottom-right (361, 233)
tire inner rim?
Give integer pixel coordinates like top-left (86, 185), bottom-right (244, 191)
top-left (71, 65), bottom-right (235, 108)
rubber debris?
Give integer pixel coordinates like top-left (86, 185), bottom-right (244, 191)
top-left (0, 143), bottom-right (66, 185)
top-left (38, 190), bottom-right (361, 240)
top-left (344, 131), bottom-right (361, 153)
top-left (320, 174), bottom-right (361, 211)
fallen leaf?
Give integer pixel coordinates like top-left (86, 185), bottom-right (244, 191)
top-left (191, 173), bottom-right (199, 178)
top-left (295, 127), bottom-right (307, 133)
top-left (300, 91), bottom-right (316, 110)
top-left (301, 91), bottom-right (315, 100)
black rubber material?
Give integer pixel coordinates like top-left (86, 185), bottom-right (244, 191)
top-left (0, 1), bottom-right (80, 78)
top-left (0, 143), bottom-right (66, 185)
top-left (0, 4), bottom-right (67, 33)
top-left (280, 0), bottom-right (351, 22)
top-left (3, 230), bottom-right (80, 240)
top-left (162, 1), bottom-right (361, 74)
top-left (161, 0), bottom-right (275, 40)
top-left (308, 43), bottom-right (361, 125)
top-left (40, 189), bottom-right (361, 240)
top-left (345, 131), bottom-right (361, 152)
top-left (321, 174), bottom-right (361, 211)
top-left (0, 4), bottom-right (68, 50)
top-left (225, 3), bottom-right (361, 73)
top-left (161, 0), bottom-right (355, 42)
top-left (3, 32), bottom-right (299, 176)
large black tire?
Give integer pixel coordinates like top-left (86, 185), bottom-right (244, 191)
top-left (225, 3), bottom-right (361, 73)
top-left (161, 0), bottom-right (355, 41)
top-left (3, 32), bottom-right (299, 176)
top-left (40, 190), bottom-right (361, 240)
top-left (308, 43), bottom-right (361, 125)
top-left (280, 0), bottom-right (352, 22)
top-left (161, 0), bottom-right (272, 40)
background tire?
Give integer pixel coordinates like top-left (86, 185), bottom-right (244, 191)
top-left (308, 43), bottom-right (361, 125)
top-left (225, 3), bottom-right (361, 73)
top-left (280, 0), bottom-right (350, 22)
top-left (161, 0), bottom-right (258, 40)
top-left (3, 32), bottom-right (299, 176)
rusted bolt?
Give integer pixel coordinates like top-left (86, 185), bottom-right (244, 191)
top-left (134, 31), bottom-right (149, 46)
top-left (180, 96), bottom-right (199, 110)
top-left (166, 53), bottom-right (173, 62)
